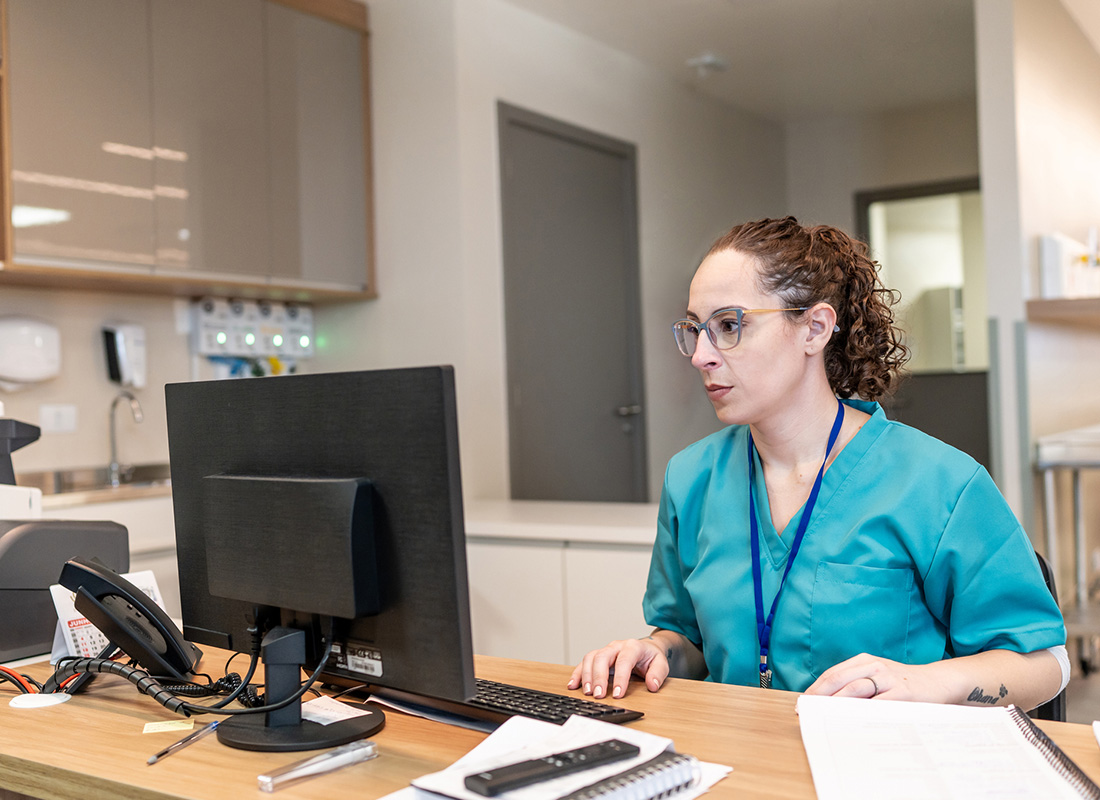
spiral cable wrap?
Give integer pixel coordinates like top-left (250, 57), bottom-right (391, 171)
top-left (52, 658), bottom-right (191, 715)
top-left (44, 616), bottom-right (335, 719)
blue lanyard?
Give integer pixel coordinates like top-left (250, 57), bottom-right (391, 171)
top-left (749, 399), bottom-right (844, 688)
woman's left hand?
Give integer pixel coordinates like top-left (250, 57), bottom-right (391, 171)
top-left (804, 648), bottom-right (1061, 709)
top-left (803, 652), bottom-right (949, 702)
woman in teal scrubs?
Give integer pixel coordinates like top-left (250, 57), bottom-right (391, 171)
top-left (568, 217), bottom-right (1067, 709)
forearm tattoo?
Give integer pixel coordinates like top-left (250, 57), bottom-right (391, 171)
top-left (967, 684), bottom-right (1008, 705)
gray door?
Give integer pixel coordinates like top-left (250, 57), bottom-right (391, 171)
top-left (498, 103), bottom-right (647, 502)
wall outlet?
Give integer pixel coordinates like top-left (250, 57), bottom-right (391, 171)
top-left (39, 403), bottom-right (77, 434)
top-left (173, 298), bottom-right (192, 336)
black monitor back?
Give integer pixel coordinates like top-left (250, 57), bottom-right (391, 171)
top-left (165, 366), bottom-right (475, 702)
top-left (881, 370), bottom-right (990, 472)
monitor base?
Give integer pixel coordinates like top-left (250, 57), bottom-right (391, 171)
top-left (215, 708), bottom-right (385, 752)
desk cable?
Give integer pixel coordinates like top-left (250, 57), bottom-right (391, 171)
top-left (17, 616), bottom-right (335, 721)
top-left (45, 635), bottom-right (333, 719)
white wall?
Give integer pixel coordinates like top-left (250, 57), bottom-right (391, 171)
top-left (1011, 0), bottom-right (1100, 583)
top-left (973, 0), bottom-right (1029, 517)
top-left (1015, 0), bottom-right (1100, 302)
top-left (317, 0), bottom-right (788, 501)
top-left (1014, 0), bottom-right (1100, 442)
top-left (785, 98), bottom-right (980, 233)
top-left (968, 0), bottom-right (1100, 596)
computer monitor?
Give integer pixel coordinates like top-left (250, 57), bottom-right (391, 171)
top-left (166, 366), bottom-right (475, 751)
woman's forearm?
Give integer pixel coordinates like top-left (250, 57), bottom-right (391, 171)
top-left (931, 649), bottom-right (1063, 710)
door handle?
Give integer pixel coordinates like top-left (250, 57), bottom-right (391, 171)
top-left (615, 404), bottom-right (642, 417)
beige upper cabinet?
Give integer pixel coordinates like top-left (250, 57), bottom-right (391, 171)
top-left (266, 2), bottom-right (369, 290)
top-left (3, 0), bottom-right (374, 299)
top-left (150, 0), bottom-right (272, 280)
top-left (8, 0), bottom-right (157, 273)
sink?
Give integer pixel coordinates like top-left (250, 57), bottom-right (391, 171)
top-left (17, 463), bottom-right (172, 496)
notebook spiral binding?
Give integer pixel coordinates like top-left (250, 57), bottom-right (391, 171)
top-left (558, 750), bottom-right (702, 800)
top-left (1007, 705), bottom-right (1100, 800)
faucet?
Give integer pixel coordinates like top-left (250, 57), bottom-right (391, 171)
top-left (109, 390), bottom-right (144, 488)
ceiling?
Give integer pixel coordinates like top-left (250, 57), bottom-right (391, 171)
top-left (500, 0), bottom-right (979, 123)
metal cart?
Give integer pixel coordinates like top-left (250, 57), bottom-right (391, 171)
top-left (1037, 424), bottom-right (1100, 675)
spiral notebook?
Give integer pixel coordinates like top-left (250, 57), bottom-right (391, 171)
top-left (797, 694), bottom-right (1100, 800)
top-left (410, 715), bottom-right (729, 800)
top-left (556, 751), bottom-right (701, 800)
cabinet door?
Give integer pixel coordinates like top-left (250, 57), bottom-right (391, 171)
top-left (265, 2), bottom-right (370, 290)
top-left (466, 539), bottom-right (567, 664)
top-left (563, 544), bottom-right (651, 666)
top-left (8, 0), bottom-right (156, 271)
top-left (149, 0), bottom-right (271, 277)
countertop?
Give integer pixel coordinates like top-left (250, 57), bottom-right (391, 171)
top-left (24, 485), bottom-right (659, 547)
top-left (17, 463), bottom-right (173, 510)
top-left (40, 482), bottom-right (172, 510)
top-left (463, 499), bottom-right (659, 546)
top-left (1036, 423), bottom-right (1100, 468)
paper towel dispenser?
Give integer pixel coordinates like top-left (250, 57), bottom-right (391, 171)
top-left (0, 317), bottom-right (61, 392)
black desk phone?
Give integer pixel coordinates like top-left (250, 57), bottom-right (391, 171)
top-left (58, 557), bottom-right (202, 680)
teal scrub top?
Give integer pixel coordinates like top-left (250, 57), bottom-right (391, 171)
top-left (643, 400), bottom-right (1067, 692)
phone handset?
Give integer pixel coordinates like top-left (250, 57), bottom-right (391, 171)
top-left (58, 557), bottom-right (202, 680)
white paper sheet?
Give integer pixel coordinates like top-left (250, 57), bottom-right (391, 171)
top-left (797, 694), bottom-right (1085, 800)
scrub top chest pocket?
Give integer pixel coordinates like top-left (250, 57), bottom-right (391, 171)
top-left (808, 562), bottom-right (915, 677)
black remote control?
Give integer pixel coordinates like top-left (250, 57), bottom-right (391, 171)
top-left (464, 739), bottom-right (641, 797)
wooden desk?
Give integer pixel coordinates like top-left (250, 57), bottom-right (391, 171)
top-left (2, 652), bottom-right (1100, 799)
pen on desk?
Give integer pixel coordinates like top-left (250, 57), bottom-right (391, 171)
top-left (257, 740), bottom-right (378, 793)
top-left (147, 720), bottom-right (219, 765)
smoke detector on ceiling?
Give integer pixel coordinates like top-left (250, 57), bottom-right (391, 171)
top-left (686, 51), bottom-right (728, 78)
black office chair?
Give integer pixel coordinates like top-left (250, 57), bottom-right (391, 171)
top-left (1030, 550), bottom-right (1067, 722)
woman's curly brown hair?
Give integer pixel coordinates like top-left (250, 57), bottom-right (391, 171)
top-left (707, 216), bottom-right (909, 400)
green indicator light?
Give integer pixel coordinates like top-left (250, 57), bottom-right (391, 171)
top-left (245, 332), bottom-right (256, 346)
top-left (272, 334), bottom-right (284, 347)
top-left (299, 334), bottom-right (311, 348)
top-left (216, 331), bottom-right (227, 345)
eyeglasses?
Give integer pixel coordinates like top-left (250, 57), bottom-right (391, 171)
top-left (672, 306), bottom-right (810, 356)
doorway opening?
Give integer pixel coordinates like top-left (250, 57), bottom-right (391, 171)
top-left (856, 177), bottom-right (991, 469)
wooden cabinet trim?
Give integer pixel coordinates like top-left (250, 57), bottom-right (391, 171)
top-left (0, 258), bottom-right (374, 303)
top-left (1027, 297), bottom-right (1100, 329)
top-left (361, 24), bottom-right (376, 299)
top-left (0, 0), bottom-right (11, 269)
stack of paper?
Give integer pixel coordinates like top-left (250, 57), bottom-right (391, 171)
top-left (392, 715), bottom-right (730, 800)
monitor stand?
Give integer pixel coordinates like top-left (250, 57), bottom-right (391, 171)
top-left (215, 627), bottom-right (385, 752)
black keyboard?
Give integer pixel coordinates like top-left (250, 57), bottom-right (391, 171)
top-left (370, 678), bottom-right (644, 726)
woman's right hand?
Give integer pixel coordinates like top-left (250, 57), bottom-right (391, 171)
top-left (567, 636), bottom-right (670, 700)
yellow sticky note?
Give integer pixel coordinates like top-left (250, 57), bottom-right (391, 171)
top-left (143, 720), bottom-right (195, 735)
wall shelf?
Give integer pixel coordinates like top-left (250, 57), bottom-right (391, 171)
top-left (1026, 297), bottom-right (1100, 329)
